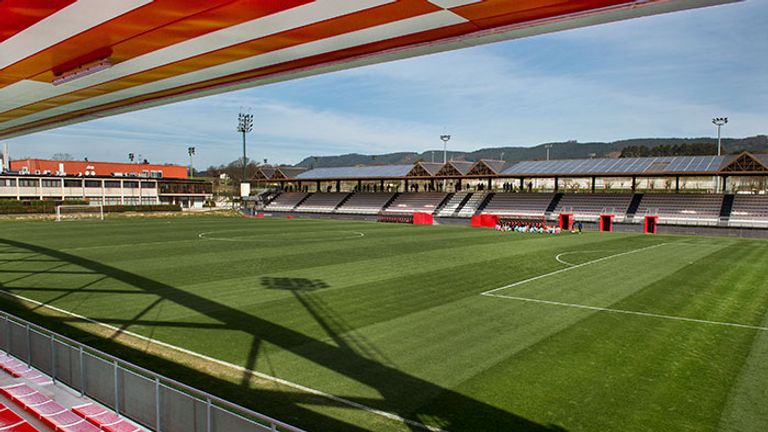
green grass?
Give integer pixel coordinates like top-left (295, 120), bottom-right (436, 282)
top-left (0, 216), bottom-right (767, 431)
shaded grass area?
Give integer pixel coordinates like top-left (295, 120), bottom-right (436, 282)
top-left (0, 217), bottom-right (766, 431)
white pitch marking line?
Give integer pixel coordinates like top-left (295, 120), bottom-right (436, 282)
top-left (555, 250), bottom-right (614, 267)
top-left (0, 290), bottom-right (444, 432)
top-left (483, 293), bottom-right (768, 332)
top-left (482, 243), bottom-right (669, 296)
top-left (197, 231), bottom-right (365, 242)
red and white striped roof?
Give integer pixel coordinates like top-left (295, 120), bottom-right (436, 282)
top-left (0, 0), bottom-right (735, 139)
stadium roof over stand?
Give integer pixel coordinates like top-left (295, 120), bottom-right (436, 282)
top-left (277, 152), bottom-right (768, 181)
top-left (295, 164), bottom-right (413, 179)
top-left (0, 0), bottom-right (737, 139)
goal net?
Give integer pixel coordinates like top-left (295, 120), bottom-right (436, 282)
top-left (55, 205), bottom-right (104, 222)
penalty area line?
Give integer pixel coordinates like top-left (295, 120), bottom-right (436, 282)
top-left (0, 290), bottom-right (445, 432)
top-left (482, 293), bottom-right (768, 332)
top-left (482, 242), bottom-right (669, 296)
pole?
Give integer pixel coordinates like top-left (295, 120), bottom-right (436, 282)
top-left (716, 124), bottom-right (721, 193)
top-left (242, 131), bottom-right (247, 182)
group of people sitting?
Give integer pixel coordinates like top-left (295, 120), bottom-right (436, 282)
top-left (495, 220), bottom-right (561, 234)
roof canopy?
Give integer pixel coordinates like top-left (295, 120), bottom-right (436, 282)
top-left (274, 153), bottom-right (768, 181)
top-left (0, 0), bottom-right (736, 139)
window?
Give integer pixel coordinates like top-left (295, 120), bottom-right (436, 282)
top-left (141, 182), bottom-right (156, 188)
top-left (18, 179), bottom-right (39, 187)
top-left (123, 181), bottom-right (139, 188)
top-left (42, 179), bottom-right (60, 188)
top-left (0, 179), bottom-right (15, 187)
top-left (85, 180), bottom-right (101, 188)
top-left (104, 181), bottom-right (121, 188)
top-left (64, 180), bottom-right (82, 187)
top-left (150, 170), bottom-right (162, 178)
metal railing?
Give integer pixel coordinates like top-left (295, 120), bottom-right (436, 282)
top-left (0, 312), bottom-right (305, 432)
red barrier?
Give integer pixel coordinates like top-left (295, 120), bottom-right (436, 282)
top-left (255, 214), bottom-right (265, 218)
top-left (471, 215), bottom-right (484, 227)
top-left (472, 214), bottom-right (498, 228)
top-left (644, 216), bottom-right (658, 234)
top-left (559, 213), bottom-right (573, 230)
top-left (599, 214), bottom-right (614, 232)
top-left (413, 212), bottom-right (434, 225)
top-left (482, 214), bottom-right (499, 228)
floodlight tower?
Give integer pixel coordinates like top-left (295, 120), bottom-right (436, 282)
top-left (712, 117), bottom-right (728, 192)
top-left (545, 144), bottom-right (553, 161)
top-left (188, 147), bottom-right (196, 179)
top-left (712, 117), bottom-right (728, 156)
top-left (237, 110), bottom-right (254, 197)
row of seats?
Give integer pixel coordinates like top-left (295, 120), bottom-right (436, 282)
top-left (481, 193), bottom-right (554, 217)
top-left (336, 193), bottom-right (395, 214)
top-left (293, 193), bottom-right (350, 213)
top-left (72, 404), bottom-right (142, 432)
top-left (0, 353), bottom-right (143, 432)
top-left (0, 354), bottom-right (51, 387)
top-left (730, 195), bottom-right (768, 225)
top-left (554, 194), bottom-right (634, 222)
top-left (636, 194), bottom-right (723, 225)
top-left (0, 403), bottom-right (38, 432)
top-left (1, 383), bottom-right (100, 432)
top-left (264, 192), bottom-right (308, 211)
top-left (383, 193), bottom-right (448, 214)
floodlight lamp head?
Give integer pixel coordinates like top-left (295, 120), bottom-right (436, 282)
top-left (440, 134), bottom-right (451, 143)
top-left (712, 117), bottom-right (728, 126)
top-left (237, 112), bottom-right (254, 133)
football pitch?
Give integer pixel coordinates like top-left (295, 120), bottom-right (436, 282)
top-left (0, 216), bottom-right (767, 432)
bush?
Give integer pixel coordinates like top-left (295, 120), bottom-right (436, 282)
top-left (0, 199), bottom-right (89, 214)
top-left (103, 204), bottom-right (182, 213)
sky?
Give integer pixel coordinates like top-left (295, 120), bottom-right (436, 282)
top-left (4, 0), bottom-right (766, 168)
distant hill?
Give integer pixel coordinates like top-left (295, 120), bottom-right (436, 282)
top-left (295, 135), bottom-right (768, 168)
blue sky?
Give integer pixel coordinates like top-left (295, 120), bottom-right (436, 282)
top-left (5, 0), bottom-right (766, 168)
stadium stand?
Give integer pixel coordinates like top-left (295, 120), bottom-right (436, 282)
top-left (635, 194), bottom-right (724, 225)
top-left (264, 192), bottom-right (308, 212)
top-left (335, 193), bottom-right (396, 214)
top-left (294, 193), bottom-right (350, 213)
top-left (729, 194), bottom-right (768, 227)
top-left (457, 191), bottom-right (488, 217)
top-left (553, 194), bottom-right (634, 222)
top-left (384, 193), bottom-right (448, 214)
top-left (480, 193), bottom-right (555, 217)
top-left (0, 403), bottom-right (39, 432)
top-left (437, 191), bottom-right (470, 217)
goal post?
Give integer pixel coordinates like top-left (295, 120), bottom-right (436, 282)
top-left (55, 204), bottom-right (104, 222)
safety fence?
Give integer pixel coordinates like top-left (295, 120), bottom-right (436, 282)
top-left (0, 312), bottom-right (305, 432)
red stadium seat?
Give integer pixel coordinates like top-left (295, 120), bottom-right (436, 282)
top-left (72, 404), bottom-right (143, 432)
top-left (0, 384), bottom-right (99, 432)
top-left (0, 403), bottom-right (41, 432)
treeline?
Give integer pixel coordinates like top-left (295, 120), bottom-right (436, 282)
top-left (202, 159), bottom-right (262, 183)
top-left (619, 143), bottom-right (717, 158)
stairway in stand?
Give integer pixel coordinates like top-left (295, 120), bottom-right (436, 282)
top-left (437, 191), bottom-right (469, 217)
top-left (457, 191), bottom-right (489, 217)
